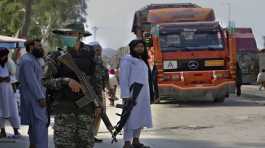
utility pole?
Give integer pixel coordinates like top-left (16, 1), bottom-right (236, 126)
top-left (263, 36), bottom-right (265, 49)
top-left (92, 26), bottom-right (98, 41)
top-left (79, 0), bottom-right (88, 23)
top-left (223, 2), bottom-right (232, 26)
top-left (228, 2), bottom-right (231, 26)
top-left (226, 2), bottom-right (235, 33)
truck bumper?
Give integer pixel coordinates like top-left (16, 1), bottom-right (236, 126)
top-left (158, 81), bottom-right (235, 101)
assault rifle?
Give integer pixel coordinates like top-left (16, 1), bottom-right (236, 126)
top-left (112, 82), bottom-right (143, 143)
top-left (58, 53), bottom-right (115, 139)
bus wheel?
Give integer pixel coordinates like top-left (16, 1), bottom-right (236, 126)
top-left (214, 96), bottom-right (225, 103)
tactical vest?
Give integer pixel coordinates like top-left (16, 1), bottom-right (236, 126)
top-left (52, 48), bottom-right (96, 114)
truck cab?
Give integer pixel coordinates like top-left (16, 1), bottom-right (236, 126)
top-left (132, 3), bottom-right (237, 102)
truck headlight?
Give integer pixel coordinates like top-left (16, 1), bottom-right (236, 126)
top-left (205, 60), bottom-right (225, 67)
top-left (163, 60), bottom-right (178, 70)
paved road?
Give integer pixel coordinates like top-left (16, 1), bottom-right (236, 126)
top-left (1, 86), bottom-right (265, 148)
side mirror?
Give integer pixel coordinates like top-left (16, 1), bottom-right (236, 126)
top-left (143, 32), bottom-right (153, 47)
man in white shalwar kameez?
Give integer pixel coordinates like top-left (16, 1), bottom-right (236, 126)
top-left (0, 48), bottom-right (21, 138)
top-left (120, 39), bottom-right (152, 148)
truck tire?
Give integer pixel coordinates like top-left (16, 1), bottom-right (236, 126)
top-left (214, 96), bottom-right (225, 103)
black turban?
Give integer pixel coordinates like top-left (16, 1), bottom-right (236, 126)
top-left (0, 48), bottom-right (9, 58)
top-left (128, 39), bottom-right (146, 58)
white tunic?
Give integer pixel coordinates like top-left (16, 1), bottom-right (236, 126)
top-left (0, 65), bottom-right (19, 119)
top-left (120, 55), bottom-right (153, 130)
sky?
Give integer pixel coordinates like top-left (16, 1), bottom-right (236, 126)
top-left (85, 0), bottom-right (264, 49)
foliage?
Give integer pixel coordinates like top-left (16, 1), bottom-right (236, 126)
top-left (0, 0), bottom-right (24, 36)
top-left (0, 0), bottom-right (87, 50)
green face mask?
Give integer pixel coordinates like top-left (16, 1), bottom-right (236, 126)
top-left (60, 36), bottom-right (78, 48)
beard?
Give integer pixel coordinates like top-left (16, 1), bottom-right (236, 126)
top-left (135, 51), bottom-right (144, 57)
top-left (31, 48), bottom-right (44, 58)
top-left (130, 50), bottom-right (144, 58)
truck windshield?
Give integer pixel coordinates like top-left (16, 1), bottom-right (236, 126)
top-left (160, 30), bottom-right (224, 51)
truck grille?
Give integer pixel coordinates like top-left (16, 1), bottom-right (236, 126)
top-left (163, 58), bottom-right (226, 72)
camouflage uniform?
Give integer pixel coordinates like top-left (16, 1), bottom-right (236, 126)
top-left (54, 113), bottom-right (95, 148)
top-left (94, 57), bottom-right (109, 102)
top-left (94, 57), bottom-right (109, 134)
top-left (44, 46), bottom-right (97, 148)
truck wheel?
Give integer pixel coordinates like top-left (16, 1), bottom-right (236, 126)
top-left (214, 96), bottom-right (225, 103)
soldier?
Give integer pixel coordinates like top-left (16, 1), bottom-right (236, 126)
top-left (108, 68), bottom-right (118, 106)
top-left (44, 22), bottom-right (98, 148)
top-left (89, 41), bottom-right (111, 143)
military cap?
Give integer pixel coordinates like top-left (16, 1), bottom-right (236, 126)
top-left (0, 48), bottom-right (9, 57)
top-left (52, 22), bottom-right (92, 37)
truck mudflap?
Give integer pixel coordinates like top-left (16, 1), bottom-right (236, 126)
top-left (158, 81), bottom-right (235, 101)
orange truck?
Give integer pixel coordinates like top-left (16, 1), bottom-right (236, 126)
top-left (132, 3), bottom-right (237, 102)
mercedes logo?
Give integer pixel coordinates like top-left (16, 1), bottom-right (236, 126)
top-left (187, 60), bottom-right (199, 70)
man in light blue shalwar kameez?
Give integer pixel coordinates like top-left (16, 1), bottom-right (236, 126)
top-left (18, 39), bottom-right (48, 148)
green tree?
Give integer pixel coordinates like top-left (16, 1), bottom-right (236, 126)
top-left (0, 0), bottom-right (88, 49)
top-left (31, 0), bottom-right (84, 48)
top-left (20, 0), bottom-right (33, 38)
top-left (0, 0), bottom-right (24, 36)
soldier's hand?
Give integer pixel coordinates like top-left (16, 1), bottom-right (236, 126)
top-left (68, 79), bottom-right (81, 93)
top-left (38, 99), bottom-right (47, 108)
